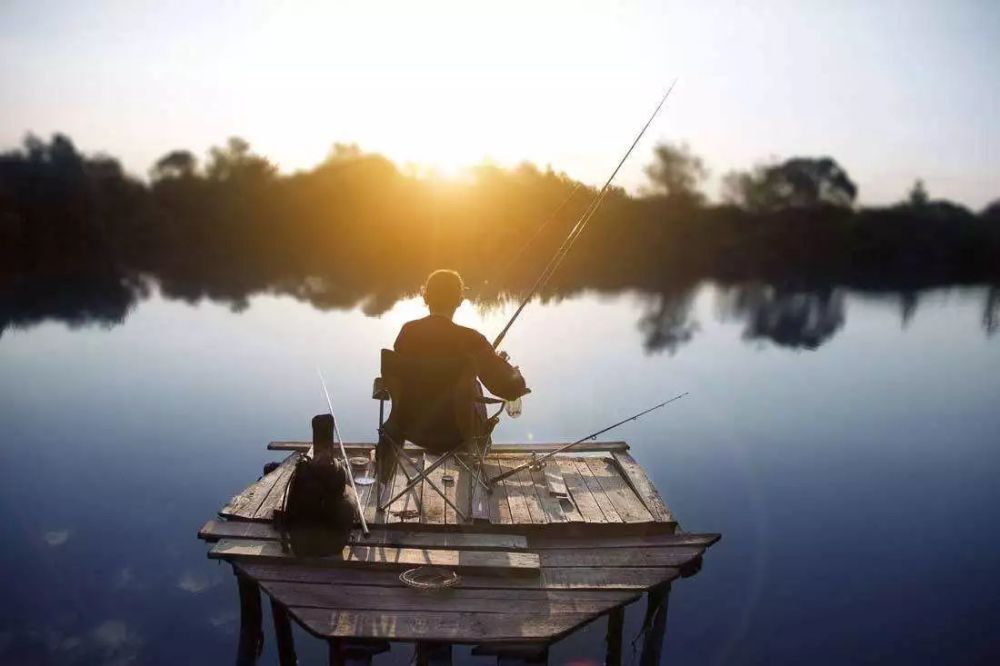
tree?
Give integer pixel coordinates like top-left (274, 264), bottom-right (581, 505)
top-left (205, 137), bottom-right (275, 182)
top-left (723, 157), bottom-right (857, 211)
top-left (907, 179), bottom-right (929, 207)
top-left (150, 150), bottom-right (197, 181)
top-left (643, 143), bottom-right (708, 205)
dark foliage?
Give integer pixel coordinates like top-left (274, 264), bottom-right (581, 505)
top-left (1, 134), bottom-right (998, 350)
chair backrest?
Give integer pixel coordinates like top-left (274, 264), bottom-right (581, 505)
top-left (380, 348), bottom-right (477, 454)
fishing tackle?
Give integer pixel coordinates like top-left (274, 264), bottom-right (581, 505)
top-left (488, 392), bottom-right (689, 486)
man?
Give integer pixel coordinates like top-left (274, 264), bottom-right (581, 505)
top-left (395, 269), bottom-right (528, 404)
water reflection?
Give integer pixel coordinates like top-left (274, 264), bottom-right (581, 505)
top-left (4, 270), bottom-right (997, 353)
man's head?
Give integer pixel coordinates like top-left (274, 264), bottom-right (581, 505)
top-left (422, 269), bottom-right (465, 316)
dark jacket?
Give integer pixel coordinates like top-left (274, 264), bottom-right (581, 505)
top-left (394, 315), bottom-right (527, 401)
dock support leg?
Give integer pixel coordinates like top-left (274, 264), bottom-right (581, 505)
top-left (329, 639), bottom-right (390, 666)
top-left (415, 642), bottom-right (453, 665)
top-left (605, 605), bottom-right (625, 666)
top-left (639, 582), bottom-right (671, 666)
top-left (271, 600), bottom-right (298, 666)
top-left (235, 572), bottom-right (262, 666)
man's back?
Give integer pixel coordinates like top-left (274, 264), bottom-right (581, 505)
top-left (394, 315), bottom-right (525, 401)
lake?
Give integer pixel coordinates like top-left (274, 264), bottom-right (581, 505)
top-left (1, 282), bottom-right (998, 665)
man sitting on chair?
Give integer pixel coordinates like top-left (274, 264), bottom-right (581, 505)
top-left (395, 269), bottom-right (529, 430)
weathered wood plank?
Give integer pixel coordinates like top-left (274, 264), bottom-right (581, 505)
top-left (515, 468), bottom-right (548, 524)
top-left (422, 453), bottom-right (447, 525)
top-left (252, 461), bottom-right (297, 521)
top-left (199, 520), bottom-right (530, 550)
top-left (542, 465), bottom-right (568, 499)
top-left (529, 467), bottom-right (566, 524)
top-left (486, 460), bottom-right (513, 525)
top-left (498, 460), bottom-right (534, 525)
top-left (290, 607), bottom-right (594, 642)
top-left (572, 459), bottom-right (622, 523)
top-left (538, 546), bottom-right (703, 568)
top-left (585, 458), bottom-right (654, 524)
top-left (269, 441), bottom-right (630, 454)
top-left (221, 454), bottom-right (296, 520)
top-left (531, 532), bottom-right (720, 550)
top-left (238, 562), bottom-right (678, 590)
top-left (262, 581), bottom-right (634, 614)
top-left (552, 460), bottom-right (591, 523)
top-left (212, 540), bottom-right (540, 574)
top-left (454, 455), bottom-right (471, 525)
top-left (443, 456), bottom-right (459, 525)
top-left (611, 452), bottom-right (675, 524)
top-left (385, 456), bottom-right (422, 524)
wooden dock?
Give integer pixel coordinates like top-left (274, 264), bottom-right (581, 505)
top-left (199, 440), bottom-right (719, 664)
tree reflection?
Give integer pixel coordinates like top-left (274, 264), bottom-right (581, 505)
top-left (719, 284), bottom-right (846, 350)
top-left (637, 286), bottom-right (700, 354)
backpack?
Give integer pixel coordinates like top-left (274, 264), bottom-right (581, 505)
top-left (277, 454), bottom-right (357, 556)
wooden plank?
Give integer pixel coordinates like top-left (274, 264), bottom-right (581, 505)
top-left (572, 459), bottom-right (623, 523)
top-left (262, 581), bottom-right (634, 614)
top-left (220, 454), bottom-right (296, 520)
top-left (499, 461), bottom-right (534, 525)
top-left (485, 460), bottom-right (513, 525)
top-left (531, 532), bottom-right (720, 550)
top-left (211, 539), bottom-right (540, 575)
top-left (252, 461), bottom-right (297, 521)
top-left (468, 456), bottom-right (491, 522)
top-left (421, 453), bottom-right (447, 525)
top-left (453, 454), bottom-right (471, 525)
top-left (290, 607), bottom-right (594, 642)
top-left (529, 467), bottom-right (566, 524)
top-left (612, 452), bottom-right (675, 524)
top-left (542, 465), bottom-right (568, 499)
top-left (360, 468), bottom-right (379, 527)
top-left (584, 458), bottom-right (654, 524)
top-left (198, 520), bottom-right (530, 550)
top-left (539, 546), bottom-right (703, 568)
top-left (515, 468), bottom-right (548, 524)
top-left (552, 460), bottom-right (590, 523)
top-left (385, 455), bottom-right (422, 524)
top-left (238, 562), bottom-right (678, 591)
top-left (269, 441), bottom-right (631, 454)
top-left (443, 456), bottom-right (459, 525)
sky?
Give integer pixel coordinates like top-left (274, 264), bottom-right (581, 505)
top-left (1, 0), bottom-right (998, 208)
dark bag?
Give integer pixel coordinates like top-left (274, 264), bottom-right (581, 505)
top-left (277, 454), bottom-right (357, 556)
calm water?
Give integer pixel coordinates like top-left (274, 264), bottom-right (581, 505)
top-left (1, 283), bottom-right (998, 665)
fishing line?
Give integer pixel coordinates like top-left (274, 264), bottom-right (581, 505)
top-left (317, 368), bottom-right (370, 535)
top-left (492, 80), bottom-right (678, 350)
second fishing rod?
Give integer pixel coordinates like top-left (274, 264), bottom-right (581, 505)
top-left (492, 80), bottom-right (677, 351)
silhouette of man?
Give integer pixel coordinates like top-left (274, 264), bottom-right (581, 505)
top-left (395, 269), bottom-right (528, 406)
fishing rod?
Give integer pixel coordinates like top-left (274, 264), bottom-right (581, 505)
top-left (492, 80), bottom-right (677, 350)
top-left (471, 182), bottom-right (584, 302)
top-left (317, 369), bottom-right (370, 535)
top-left (488, 392), bottom-right (689, 486)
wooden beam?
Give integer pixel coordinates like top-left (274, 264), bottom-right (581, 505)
top-left (199, 520), bottom-right (529, 550)
top-left (290, 607), bottom-right (596, 643)
top-left (259, 581), bottom-right (636, 614)
top-left (538, 546), bottom-right (703, 569)
top-left (612, 452), bottom-right (675, 524)
top-left (237, 562), bottom-right (678, 591)
top-left (269, 441), bottom-right (630, 454)
top-left (211, 539), bottom-right (540, 575)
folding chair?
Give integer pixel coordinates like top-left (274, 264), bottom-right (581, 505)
top-left (372, 348), bottom-right (505, 522)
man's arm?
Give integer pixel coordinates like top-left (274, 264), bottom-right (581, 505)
top-left (471, 334), bottom-right (528, 400)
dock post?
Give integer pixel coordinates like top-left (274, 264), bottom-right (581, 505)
top-left (271, 599), bottom-right (298, 666)
top-left (639, 582), bottom-right (671, 666)
top-left (235, 571), bottom-right (262, 665)
top-left (605, 605), bottom-right (625, 666)
top-left (415, 642), bottom-right (453, 665)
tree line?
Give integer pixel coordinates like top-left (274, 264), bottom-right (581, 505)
top-left (1, 133), bottom-right (998, 343)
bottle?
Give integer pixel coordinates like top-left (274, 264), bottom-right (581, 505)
top-left (505, 366), bottom-right (524, 418)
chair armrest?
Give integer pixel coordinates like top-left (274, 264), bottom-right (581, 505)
top-left (372, 377), bottom-right (390, 400)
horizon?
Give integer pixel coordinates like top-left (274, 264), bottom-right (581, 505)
top-left (2, 1), bottom-right (998, 209)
